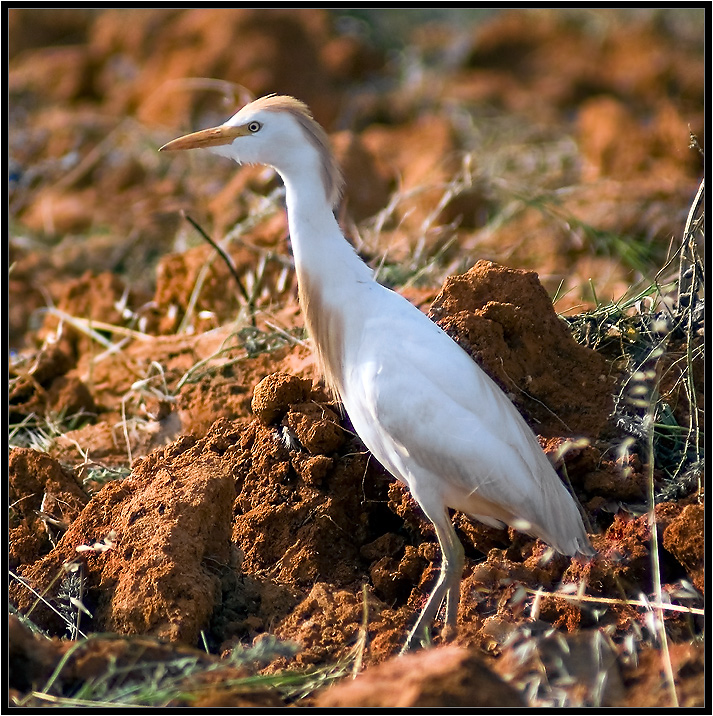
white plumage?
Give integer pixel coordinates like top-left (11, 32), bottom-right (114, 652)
top-left (161, 95), bottom-right (594, 650)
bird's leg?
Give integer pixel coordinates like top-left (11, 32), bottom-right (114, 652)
top-left (439, 522), bottom-right (464, 642)
top-left (401, 513), bottom-right (464, 653)
top-left (442, 541), bottom-right (464, 641)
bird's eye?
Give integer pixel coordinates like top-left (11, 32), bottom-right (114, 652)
top-left (247, 121), bottom-right (262, 133)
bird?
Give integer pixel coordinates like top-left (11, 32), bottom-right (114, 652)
top-left (160, 94), bottom-right (595, 650)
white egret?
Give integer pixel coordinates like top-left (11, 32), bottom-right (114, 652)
top-left (160, 95), bottom-right (595, 650)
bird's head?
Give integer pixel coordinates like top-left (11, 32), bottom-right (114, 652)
top-left (160, 94), bottom-right (343, 207)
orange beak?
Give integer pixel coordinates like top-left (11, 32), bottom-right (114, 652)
top-left (159, 124), bottom-right (248, 152)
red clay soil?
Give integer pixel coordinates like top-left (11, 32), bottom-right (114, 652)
top-left (8, 8), bottom-right (704, 709)
top-left (9, 262), bottom-right (704, 707)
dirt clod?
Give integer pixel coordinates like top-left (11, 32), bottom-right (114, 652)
top-left (251, 371), bottom-right (311, 425)
top-left (662, 503), bottom-right (705, 595)
top-left (9, 448), bottom-right (90, 569)
top-left (317, 644), bottom-right (525, 707)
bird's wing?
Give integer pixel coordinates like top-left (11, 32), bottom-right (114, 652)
top-left (348, 287), bottom-right (544, 470)
top-left (343, 288), bottom-right (591, 554)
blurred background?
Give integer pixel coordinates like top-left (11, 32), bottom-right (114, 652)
top-left (8, 7), bottom-right (705, 346)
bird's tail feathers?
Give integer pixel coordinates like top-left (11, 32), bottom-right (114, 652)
top-left (525, 482), bottom-right (594, 557)
top-left (461, 465), bottom-right (594, 557)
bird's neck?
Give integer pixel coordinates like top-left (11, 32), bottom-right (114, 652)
top-left (282, 173), bottom-right (372, 285)
top-left (281, 172), bottom-right (372, 399)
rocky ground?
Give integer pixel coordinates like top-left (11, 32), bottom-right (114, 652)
top-left (8, 8), bottom-right (705, 708)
